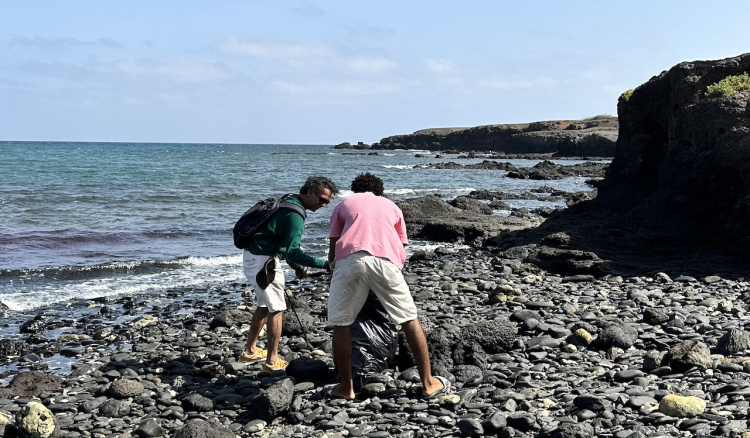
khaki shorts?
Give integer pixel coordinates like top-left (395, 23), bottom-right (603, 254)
top-left (243, 251), bottom-right (286, 313)
top-left (328, 251), bottom-right (418, 326)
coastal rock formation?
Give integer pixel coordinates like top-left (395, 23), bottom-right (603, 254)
top-left (396, 195), bottom-right (539, 244)
top-left (491, 53), bottom-right (750, 277)
top-left (371, 117), bottom-right (618, 157)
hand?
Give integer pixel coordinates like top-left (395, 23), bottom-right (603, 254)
top-left (323, 260), bottom-right (332, 272)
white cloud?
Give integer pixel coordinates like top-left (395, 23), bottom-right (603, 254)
top-left (348, 57), bottom-right (398, 74)
top-left (221, 37), bottom-right (335, 61)
top-left (115, 58), bottom-right (228, 83)
top-left (424, 58), bottom-right (454, 73)
top-left (8, 35), bottom-right (124, 50)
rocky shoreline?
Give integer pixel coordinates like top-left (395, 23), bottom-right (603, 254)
top-left (1, 243), bottom-right (748, 437)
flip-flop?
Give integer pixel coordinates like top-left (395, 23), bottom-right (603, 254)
top-left (423, 376), bottom-right (451, 399)
top-left (255, 257), bottom-right (276, 290)
top-left (323, 385), bottom-right (355, 401)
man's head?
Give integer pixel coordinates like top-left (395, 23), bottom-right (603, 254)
top-left (299, 176), bottom-right (339, 211)
top-left (351, 172), bottom-right (384, 196)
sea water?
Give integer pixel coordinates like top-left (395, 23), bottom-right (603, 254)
top-left (0, 142), bottom-right (600, 313)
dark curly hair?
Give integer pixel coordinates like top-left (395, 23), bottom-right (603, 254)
top-left (299, 176), bottom-right (339, 196)
top-left (351, 173), bottom-right (384, 196)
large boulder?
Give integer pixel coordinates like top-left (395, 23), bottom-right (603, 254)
top-left (425, 318), bottom-right (517, 370)
top-left (397, 195), bottom-right (537, 244)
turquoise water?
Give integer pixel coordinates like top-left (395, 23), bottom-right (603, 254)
top-left (0, 141), bottom-right (598, 311)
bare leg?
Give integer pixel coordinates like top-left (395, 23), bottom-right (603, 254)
top-left (331, 325), bottom-right (356, 400)
top-left (265, 311), bottom-right (284, 365)
top-left (244, 307), bottom-right (269, 354)
top-left (402, 318), bottom-right (443, 396)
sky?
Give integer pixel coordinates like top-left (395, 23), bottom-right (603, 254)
top-left (1, 1), bottom-right (749, 144)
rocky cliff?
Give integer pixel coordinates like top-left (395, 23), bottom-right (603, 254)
top-left (491, 53), bottom-right (750, 276)
top-left (371, 117), bottom-right (619, 157)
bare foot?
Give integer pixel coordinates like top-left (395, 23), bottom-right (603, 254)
top-left (329, 384), bottom-right (355, 400)
top-left (422, 376), bottom-right (448, 398)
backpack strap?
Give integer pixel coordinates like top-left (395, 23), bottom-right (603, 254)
top-left (279, 194), bottom-right (307, 220)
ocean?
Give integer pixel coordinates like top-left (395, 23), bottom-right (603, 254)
top-left (0, 142), bottom-right (598, 316)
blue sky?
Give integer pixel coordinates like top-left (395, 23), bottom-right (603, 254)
top-left (1, 1), bottom-right (748, 144)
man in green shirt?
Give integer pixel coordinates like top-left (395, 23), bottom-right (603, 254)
top-left (241, 176), bottom-right (339, 372)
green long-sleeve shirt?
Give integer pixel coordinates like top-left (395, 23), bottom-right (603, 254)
top-left (245, 195), bottom-right (326, 268)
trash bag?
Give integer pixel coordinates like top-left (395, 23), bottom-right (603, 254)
top-left (349, 291), bottom-right (399, 389)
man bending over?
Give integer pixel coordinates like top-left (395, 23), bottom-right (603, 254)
top-left (327, 173), bottom-right (449, 399)
top-left (241, 176), bottom-right (338, 372)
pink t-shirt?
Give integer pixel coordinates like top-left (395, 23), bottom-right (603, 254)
top-left (329, 192), bottom-right (408, 269)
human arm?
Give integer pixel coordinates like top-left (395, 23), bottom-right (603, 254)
top-left (281, 211), bottom-right (326, 268)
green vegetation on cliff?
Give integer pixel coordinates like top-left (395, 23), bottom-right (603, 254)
top-left (706, 72), bottom-right (750, 97)
top-left (621, 89), bottom-right (635, 102)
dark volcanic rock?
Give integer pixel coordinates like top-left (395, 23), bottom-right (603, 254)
top-left (489, 53), bottom-right (750, 277)
top-left (665, 340), bottom-right (712, 372)
top-left (397, 195), bottom-right (537, 244)
top-left (285, 357), bottom-right (329, 382)
top-left (0, 339), bottom-right (32, 358)
top-left (372, 118), bottom-right (618, 157)
top-left (0, 371), bottom-right (62, 398)
top-left (506, 160), bottom-right (608, 180)
top-left (248, 378), bottom-right (295, 422)
top-left (209, 308), bottom-right (252, 329)
top-left (426, 318), bottom-right (516, 370)
top-left (717, 328), bottom-right (750, 355)
top-left (172, 419), bottom-right (235, 438)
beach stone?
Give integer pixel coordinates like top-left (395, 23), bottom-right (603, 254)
top-left (99, 399), bottom-right (131, 417)
top-left (658, 394), bottom-right (706, 418)
top-left (134, 418), bottom-right (165, 437)
top-left (172, 419), bottom-right (235, 438)
top-left (549, 422), bottom-right (595, 438)
top-left (110, 379), bottom-right (145, 398)
top-left (665, 340), bottom-right (712, 372)
top-left (285, 357), bottom-right (329, 382)
top-left (457, 418), bottom-right (484, 437)
top-left (130, 315), bottom-right (159, 330)
top-left (595, 322), bottom-right (638, 349)
top-left (643, 308), bottom-right (669, 324)
top-left (208, 308), bottom-right (252, 329)
top-left (17, 401), bottom-right (59, 438)
top-left (482, 411), bottom-right (507, 432)
top-left (0, 340), bottom-right (32, 358)
top-left (0, 371), bottom-right (62, 398)
top-left (181, 393), bottom-right (214, 412)
top-left (718, 328), bottom-right (750, 355)
top-left (573, 395), bottom-right (610, 412)
top-left (643, 351), bottom-right (666, 372)
top-left (247, 378), bottom-right (294, 422)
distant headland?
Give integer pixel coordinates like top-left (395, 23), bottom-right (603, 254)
top-left (336, 115), bottom-right (618, 157)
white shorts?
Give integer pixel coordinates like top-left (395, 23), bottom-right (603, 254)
top-left (328, 251), bottom-right (418, 326)
top-left (243, 251), bottom-right (286, 313)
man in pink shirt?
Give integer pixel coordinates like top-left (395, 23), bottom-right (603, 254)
top-left (327, 173), bottom-right (449, 400)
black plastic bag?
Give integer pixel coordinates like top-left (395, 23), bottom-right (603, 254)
top-left (349, 291), bottom-right (399, 389)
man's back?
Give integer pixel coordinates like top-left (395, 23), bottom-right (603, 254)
top-left (329, 192), bottom-right (408, 268)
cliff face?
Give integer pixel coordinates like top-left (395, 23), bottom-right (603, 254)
top-left (372, 118), bottom-right (618, 157)
top-left (599, 53), bottom-right (750, 238)
top-left (491, 53), bottom-right (750, 276)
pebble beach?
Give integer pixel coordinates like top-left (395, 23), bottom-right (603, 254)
top-left (2, 244), bottom-right (749, 437)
